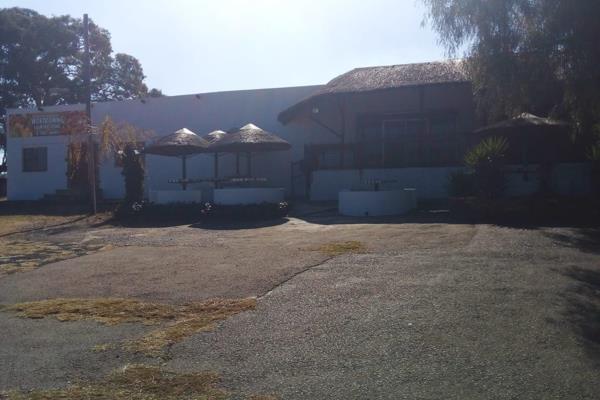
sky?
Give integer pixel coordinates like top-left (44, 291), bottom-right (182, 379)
top-left (1, 0), bottom-right (449, 95)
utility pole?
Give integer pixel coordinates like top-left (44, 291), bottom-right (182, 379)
top-left (83, 13), bottom-right (97, 214)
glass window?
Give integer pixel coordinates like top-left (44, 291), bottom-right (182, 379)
top-left (360, 121), bottom-right (384, 168)
top-left (383, 119), bottom-right (424, 167)
top-left (22, 147), bottom-right (48, 172)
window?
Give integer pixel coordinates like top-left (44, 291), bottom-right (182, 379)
top-left (358, 113), bottom-right (462, 167)
top-left (383, 119), bottom-right (424, 166)
top-left (22, 147), bottom-right (47, 172)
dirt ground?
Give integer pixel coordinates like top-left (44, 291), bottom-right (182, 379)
top-left (1, 207), bottom-right (599, 398)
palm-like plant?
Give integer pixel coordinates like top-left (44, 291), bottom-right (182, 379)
top-left (465, 136), bottom-right (509, 199)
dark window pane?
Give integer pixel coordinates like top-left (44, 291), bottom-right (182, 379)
top-left (22, 147), bottom-right (47, 172)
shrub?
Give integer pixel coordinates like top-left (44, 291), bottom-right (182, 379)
top-left (465, 136), bottom-right (509, 199)
top-left (120, 144), bottom-right (145, 204)
top-left (447, 170), bottom-right (475, 197)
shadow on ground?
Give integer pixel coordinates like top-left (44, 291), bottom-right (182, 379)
top-left (190, 217), bottom-right (289, 230)
top-left (544, 229), bottom-right (600, 255)
top-left (560, 266), bottom-right (600, 364)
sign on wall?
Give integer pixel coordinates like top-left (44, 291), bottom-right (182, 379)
top-left (8, 111), bottom-right (87, 138)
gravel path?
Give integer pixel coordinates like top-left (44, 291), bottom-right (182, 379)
top-left (166, 225), bottom-right (600, 399)
top-left (1, 219), bottom-right (599, 398)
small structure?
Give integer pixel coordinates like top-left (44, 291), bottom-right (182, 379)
top-left (144, 128), bottom-right (209, 204)
top-left (208, 124), bottom-right (291, 205)
top-left (474, 113), bottom-right (573, 164)
top-left (474, 113), bottom-right (581, 195)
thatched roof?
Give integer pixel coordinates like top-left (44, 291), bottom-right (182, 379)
top-left (202, 129), bottom-right (227, 143)
top-left (475, 113), bottom-right (569, 133)
top-left (279, 60), bottom-right (468, 123)
top-left (208, 123), bottom-right (291, 153)
top-left (145, 128), bottom-right (209, 156)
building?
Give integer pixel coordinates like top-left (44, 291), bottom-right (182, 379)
top-left (5, 61), bottom-right (590, 202)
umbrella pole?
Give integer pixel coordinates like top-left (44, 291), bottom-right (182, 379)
top-left (247, 152), bottom-right (251, 177)
top-left (182, 155), bottom-right (187, 191)
top-left (236, 152), bottom-right (240, 176)
top-left (214, 152), bottom-right (219, 188)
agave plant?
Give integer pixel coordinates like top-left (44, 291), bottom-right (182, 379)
top-left (465, 136), bottom-right (509, 168)
top-left (465, 136), bottom-right (509, 199)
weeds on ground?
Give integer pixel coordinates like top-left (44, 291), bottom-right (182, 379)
top-left (0, 239), bottom-right (108, 275)
top-left (4, 297), bottom-right (257, 356)
top-left (4, 364), bottom-right (228, 400)
top-left (0, 215), bottom-right (84, 236)
top-left (3, 364), bottom-right (278, 400)
top-left (314, 240), bottom-right (366, 256)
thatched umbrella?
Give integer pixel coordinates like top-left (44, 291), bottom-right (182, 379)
top-left (145, 128), bottom-right (209, 190)
top-left (202, 130), bottom-right (227, 181)
top-left (474, 113), bottom-right (570, 164)
top-left (208, 123), bottom-right (291, 178)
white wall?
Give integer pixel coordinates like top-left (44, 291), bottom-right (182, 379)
top-left (7, 135), bottom-right (70, 200)
top-left (6, 104), bottom-right (86, 201)
top-left (93, 86), bottom-right (320, 199)
top-left (310, 163), bottom-right (592, 201)
top-left (505, 163), bottom-right (591, 197)
top-left (310, 167), bottom-right (464, 201)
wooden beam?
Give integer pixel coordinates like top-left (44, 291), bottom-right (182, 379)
top-left (309, 115), bottom-right (342, 139)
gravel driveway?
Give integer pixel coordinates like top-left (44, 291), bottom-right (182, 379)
top-left (1, 216), bottom-right (599, 399)
top-left (166, 225), bottom-right (600, 399)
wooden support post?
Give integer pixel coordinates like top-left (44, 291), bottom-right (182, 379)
top-left (247, 152), bottom-right (252, 177)
top-left (338, 96), bottom-right (346, 169)
top-left (181, 155), bottom-right (187, 190)
top-left (214, 152), bottom-right (219, 188)
top-left (83, 14), bottom-right (96, 214)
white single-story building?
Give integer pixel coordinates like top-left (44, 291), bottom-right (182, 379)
top-left (5, 61), bottom-right (591, 202)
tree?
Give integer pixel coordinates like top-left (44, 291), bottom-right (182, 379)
top-left (0, 7), bottom-right (159, 117)
top-left (120, 143), bottom-right (145, 204)
top-left (421, 0), bottom-right (600, 143)
top-left (105, 53), bottom-right (148, 101)
top-left (148, 88), bottom-right (165, 98)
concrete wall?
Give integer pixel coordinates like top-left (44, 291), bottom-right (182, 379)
top-left (92, 86), bottom-right (319, 199)
top-left (310, 167), bottom-right (464, 201)
top-left (6, 87), bottom-right (319, 200)
top-left (310, 163), bottom-right (592, 201)
top-left (6, 134), bottom-right (70, 200)
top-left (505, 163), bottom-right (591, 197)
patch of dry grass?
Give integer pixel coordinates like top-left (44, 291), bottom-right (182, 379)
top-left (4, 364), bottom-right (228, 400)
top-left (5, 297), bottom-right (257, 356)
top-left (91, 343), bottom-right (116, 352)
top-left (0, 239), bottom-right (108, 275)
top-left (313, 240), bottom-right (367, 256)
top-left (0, 214), bottom-right (83, 236)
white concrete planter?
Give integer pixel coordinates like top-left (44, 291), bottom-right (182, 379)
top-left (149, 190), bottom-right (203, 204)
top-left (338, 189), bottom-right (417, 217)
top-left (213, 187), bottom-right (284, 206)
